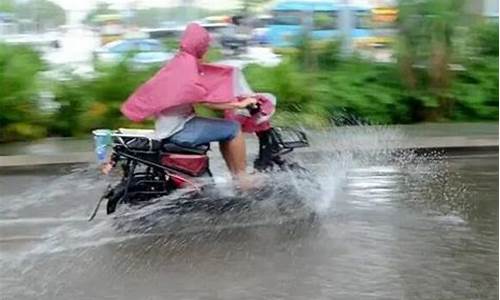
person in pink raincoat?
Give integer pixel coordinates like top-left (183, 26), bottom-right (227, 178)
top-left (117, 23), bottom-right (258, 182)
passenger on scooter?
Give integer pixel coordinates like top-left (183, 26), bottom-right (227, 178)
top-left (105, 23), bottom-right (257, 186)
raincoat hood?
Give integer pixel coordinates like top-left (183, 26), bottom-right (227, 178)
top-left (180, 23), bottom-right (210, 59)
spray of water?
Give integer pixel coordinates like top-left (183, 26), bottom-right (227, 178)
top-left (0, 124), bottom-right (470, 265)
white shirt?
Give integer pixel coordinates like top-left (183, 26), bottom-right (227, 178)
top-left (154, 68), bottom-right (256, 140)
top-left (154, 104), bottom-right (195, 140)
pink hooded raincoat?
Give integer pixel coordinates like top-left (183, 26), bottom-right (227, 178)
top-left (121, 23), bottom-right (236, 122)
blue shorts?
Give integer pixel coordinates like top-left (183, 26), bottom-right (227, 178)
top-left (168, 117), bottom-right (240, 147)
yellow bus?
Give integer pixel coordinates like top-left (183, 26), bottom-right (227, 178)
top-left (95, 14), bottom-right (125, 45)
top-left (371, 7), bottom-right (398, 47)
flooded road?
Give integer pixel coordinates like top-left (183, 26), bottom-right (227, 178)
top-left (0, 145), bottom-right (497, 299)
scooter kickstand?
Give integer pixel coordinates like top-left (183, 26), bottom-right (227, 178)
top-left (88, 184), bottom-right (111, 221)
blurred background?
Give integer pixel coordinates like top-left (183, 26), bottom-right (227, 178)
top-left (0, 0), bottom-right (498, 142)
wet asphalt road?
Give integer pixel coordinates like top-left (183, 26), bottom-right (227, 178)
top-left (0, 146), bottom-right (498, 300)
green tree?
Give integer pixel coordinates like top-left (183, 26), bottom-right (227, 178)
top-left (471, 20), bottom-right (499, 56)
top-left (397, 0), bottom-right (465, 120)
top-left (14, 0), bottom-right (66, 30)
top-left (0, 0), bottom-right (15, 12)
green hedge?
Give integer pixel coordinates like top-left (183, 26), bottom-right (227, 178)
top-left (243, 20), bottom-right (498, 126)
top-left (0, 18), bottom-right (498, 142)
top-left (244, 54), bottom-right (498, 126)
top-left (49, 61), bottom-right (158, 138)
top-left (0, 44), bottom-right (47, 142)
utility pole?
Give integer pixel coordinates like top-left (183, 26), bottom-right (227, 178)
top-left (340, 0), bottom-right (353, 56)
top-left (31, 0), bottom-right (38, 33)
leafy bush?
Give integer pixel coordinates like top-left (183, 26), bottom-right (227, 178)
top-left (245, 37), bottom-right (498, 126)
top-left (49, 74), bottom-right (91, 137)
top-left (245, 59), bottom-right (317, 113)
top-left (470, 21), bottom-right (499, 57)
top-left (245, 56), bottom-right (411, 126)
top-left (451, 56), bottom-right (499, 120)
top-left (50, 61), bottom-right (158, 136)
top-left (0, 43), bottom-right (47, 142)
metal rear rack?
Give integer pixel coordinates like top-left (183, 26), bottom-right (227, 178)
top-left (111, 130), bottom-right (160, 154)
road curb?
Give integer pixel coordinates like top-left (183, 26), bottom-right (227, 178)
top-left (0, 152), bottom-right (95, 168)
top-left (0, 143), bottom-right (497, 169)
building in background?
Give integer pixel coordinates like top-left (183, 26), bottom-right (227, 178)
top-left (94, 14), bottom-right (125, 45)
top-left (465, 0), bottom-right (499, 19)
top-left (0, 12), bottom-right (17, 35)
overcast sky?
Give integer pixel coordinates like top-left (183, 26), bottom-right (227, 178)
top-left (48, 0), bottom-right (387, 12)
top-left (49, 0), bottom-right (242, 12)
top-left (47, 0), bottom-right (244, 24)
top-left (47, 0), bottom-right (392, 24)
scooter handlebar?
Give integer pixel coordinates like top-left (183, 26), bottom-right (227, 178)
top-left (246, 103), bottom-right (261, 115)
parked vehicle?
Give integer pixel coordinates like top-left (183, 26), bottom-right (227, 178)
top-left (370, 7), bottom-right (398, 47)
top-left (351, 5), bottom-right (373, 48)
top-left (0, 31), bottom-right (61, 49)
top-left (218, 16), bottom-right (251, 55)
top-left (250, 14), bottom-right (272, 45)
top-left (93, 38), bottom-right (174, 66)
top-left (94, 14), bottom-right (125, 46)
top-left (267, 1), bottom-right (340, 47)
top-left (266, 0), bottom-right (375, 48)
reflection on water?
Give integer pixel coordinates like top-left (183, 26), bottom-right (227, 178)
top-left (0, 132), bottom-right (497, 300)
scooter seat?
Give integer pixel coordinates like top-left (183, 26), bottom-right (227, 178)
top-left (162, 142), bottom-right (209, 155)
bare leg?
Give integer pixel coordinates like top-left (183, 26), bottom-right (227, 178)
top-left (219, 130), bottom-right (246, 176)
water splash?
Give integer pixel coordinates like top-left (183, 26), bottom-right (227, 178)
top-left (295, 124), bottom-right (469, 219)
top-left (0, 125), bottom-right (471, 263)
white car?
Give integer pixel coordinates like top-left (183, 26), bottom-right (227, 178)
top-left (93, 39), bottom-right (174, 66)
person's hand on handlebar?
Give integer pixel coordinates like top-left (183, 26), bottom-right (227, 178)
top-left (235, 97), bottom-right (258, 109)
top-left (201, 97), bottom-right (258, 111)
